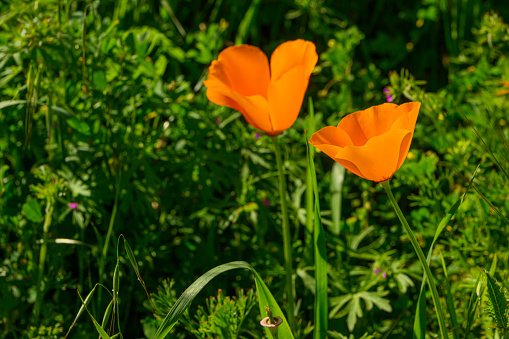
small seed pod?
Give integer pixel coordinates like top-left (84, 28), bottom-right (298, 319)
top-left (260, 316), bottom-right (283, 338)
top-left (260, 306), bottom-right (284, 338)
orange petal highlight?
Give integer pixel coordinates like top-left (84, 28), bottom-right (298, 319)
top-left (204, 45), bottom-right (270, 98)
top-left (267, 65), bottom-right (308, 134)
top-left (270, 40), bottom-right (318, 82)
top-left (335, 129), bottom-right (412, 182)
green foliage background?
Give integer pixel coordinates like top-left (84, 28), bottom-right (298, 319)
top-left (1, 0), bottom-right (509, 338)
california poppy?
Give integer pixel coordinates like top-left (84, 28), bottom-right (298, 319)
top-left (309, 102), bottom-right (420, 182)
top-left (204, 39), bottom-right (318, 136)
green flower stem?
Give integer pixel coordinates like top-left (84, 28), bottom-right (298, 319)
top-left (271, 136), bottom-right (296, 329)
top-left (381, 180), bottom-right (449, 339)
top-left (33, 202), bottom-right (54, 322)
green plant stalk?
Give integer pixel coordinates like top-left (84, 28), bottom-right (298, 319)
top-left (271, 136), bottom-right (296, 330)
top-left (33, 202), bottom-right (54, 321)
top-left (380, 180), bottom-right (449, 339)
top-left (98, 172), bottom-right (121, 306)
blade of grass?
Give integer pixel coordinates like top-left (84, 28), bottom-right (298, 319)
top-left (305, 98), bottom-right (316, 265)
top-left (64, 284), bottom-right (112, 338)
top-left (382, 180), bottom-right (449, 339)
top-left (152, 261), bottom-right (294, 339)
top-left (454, 100), bottom-right (509, 180)
top-left (464, 270), bottom-right (483, 338)
top-left (330, 163), bottom-right (345, 236)
top-left (64, 286), bottom-right (96, 338)
top-left (453, 167), bottom-right (509, 225)
top-left (77, 290), bottom-right (112, 339)
top-left (101, 301), bottom-right (114, 331)
top-left (306, 99), bottom-right (328, 339)
top-left (122, 236), bottom-right (155, 314)
top-left (439, 250), bottom-right (460, 339)
top-left (413, 167), bottom-right (477, 339)
top-left (235, 0), bottom-right (261, 45)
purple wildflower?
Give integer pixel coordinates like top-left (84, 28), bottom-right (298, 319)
top-left (385, 94), bottom-right (393, 103)
top-left (255, 133), bottom-right (261, 139)
top-left (383, 87), bottom-right (390, 94)
top-left (382, 273), bottom-right (387, 278)
top-left (69, 202), bottom-right (78, 210)
top-left (374, 266), bottom-right (381, 275)
top-left (262, 198), bottom-right (270, 207)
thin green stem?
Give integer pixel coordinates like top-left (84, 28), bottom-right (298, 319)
top-left (33, 202), bottom-right (54, 322)
top-left (271, 136), bottom-right (296, 329)
top-left (98, 172), bottom-right (121, 307)
top-left (381, 180), bottom-right (449, 339)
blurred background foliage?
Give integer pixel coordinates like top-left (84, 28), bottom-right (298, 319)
top-left (1, 0), bottom-right (509, 338)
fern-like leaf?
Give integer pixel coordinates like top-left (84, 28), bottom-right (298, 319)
top-left (484, 270), bottom-right (509, 334)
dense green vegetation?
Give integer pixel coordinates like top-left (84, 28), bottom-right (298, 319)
top-left (1, 0), bottom-right (509, 338)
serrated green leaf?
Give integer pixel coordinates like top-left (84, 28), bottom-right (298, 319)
top-left (484, 270), bottom-right (509, 334)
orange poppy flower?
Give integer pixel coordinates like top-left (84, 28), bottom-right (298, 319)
top-left (204, 39), bottom-right (318, 136)
top-left (309, 102), bottom-right (421, 182)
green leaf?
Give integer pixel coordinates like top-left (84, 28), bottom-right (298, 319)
top-left (93, 70), bottom-right (108, 92)
top-left (22, 199), bottom-right (43, 223)
top-left (66, 118), bottom-right (91, 136)
top-left (153, 261), bottom-right (294, 339)
top-left (484, 270), bottom-right (509, 335)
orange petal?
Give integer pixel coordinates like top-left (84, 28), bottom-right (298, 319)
top-left (309, 126), bottom-right (368, 179)
top-left (335, 129), bottom-right (412, 182)
top-left (390, 102), bottom-right (420, 131)
top-left (309, 126), bottom-right (354, 159)
top-left (338, 103), bottom-right (406, 146)
top-left (267, 65), bottom-right (308, 133)
top-left (270, 40), bottom-right (318, 82)
top-left (207, 88), bottom-right (273, 134)
top-left (204, 45), bottom-right (270, 98)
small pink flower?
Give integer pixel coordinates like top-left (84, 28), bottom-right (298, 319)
top-left (373, 266), bottom-right (381, 275)
top-left (382, 273), bottom-right (387, 278)
top-left (385, 94), bottom-right (393, 103)
top-left (69, 202), bottom-right (78, 210)
top-left (255, 133), bottom-right (261, 139)
top-left (383, 87), bottom-right (390, 94)
top-left (263, 198), bottom-right (270, 207)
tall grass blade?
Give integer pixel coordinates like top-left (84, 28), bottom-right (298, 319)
top-left (413, 168), bottom-right (476, 339)
top-left (330, 163), bottom-right (345, 236)
top-left (306, 99), bottom-right (328, 339)
top-left (77, 290), bottom-right (112, 339)
top-left (305, 98), bottom-right (316, 264)
top-left (235, 0), bottom-right (261, 45)
top-left (123, 236), bottom-right (155, 313)
top-left (152, 261), bottom-right (294, 339)
top-left (64, 286), bottom-right (96, 339)
top-left (464, 270), bottom-right (483, 338)
top-left (439, 250), bottom-right (460, 339)
top-left (454, 100), bottom-right (509, 180)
